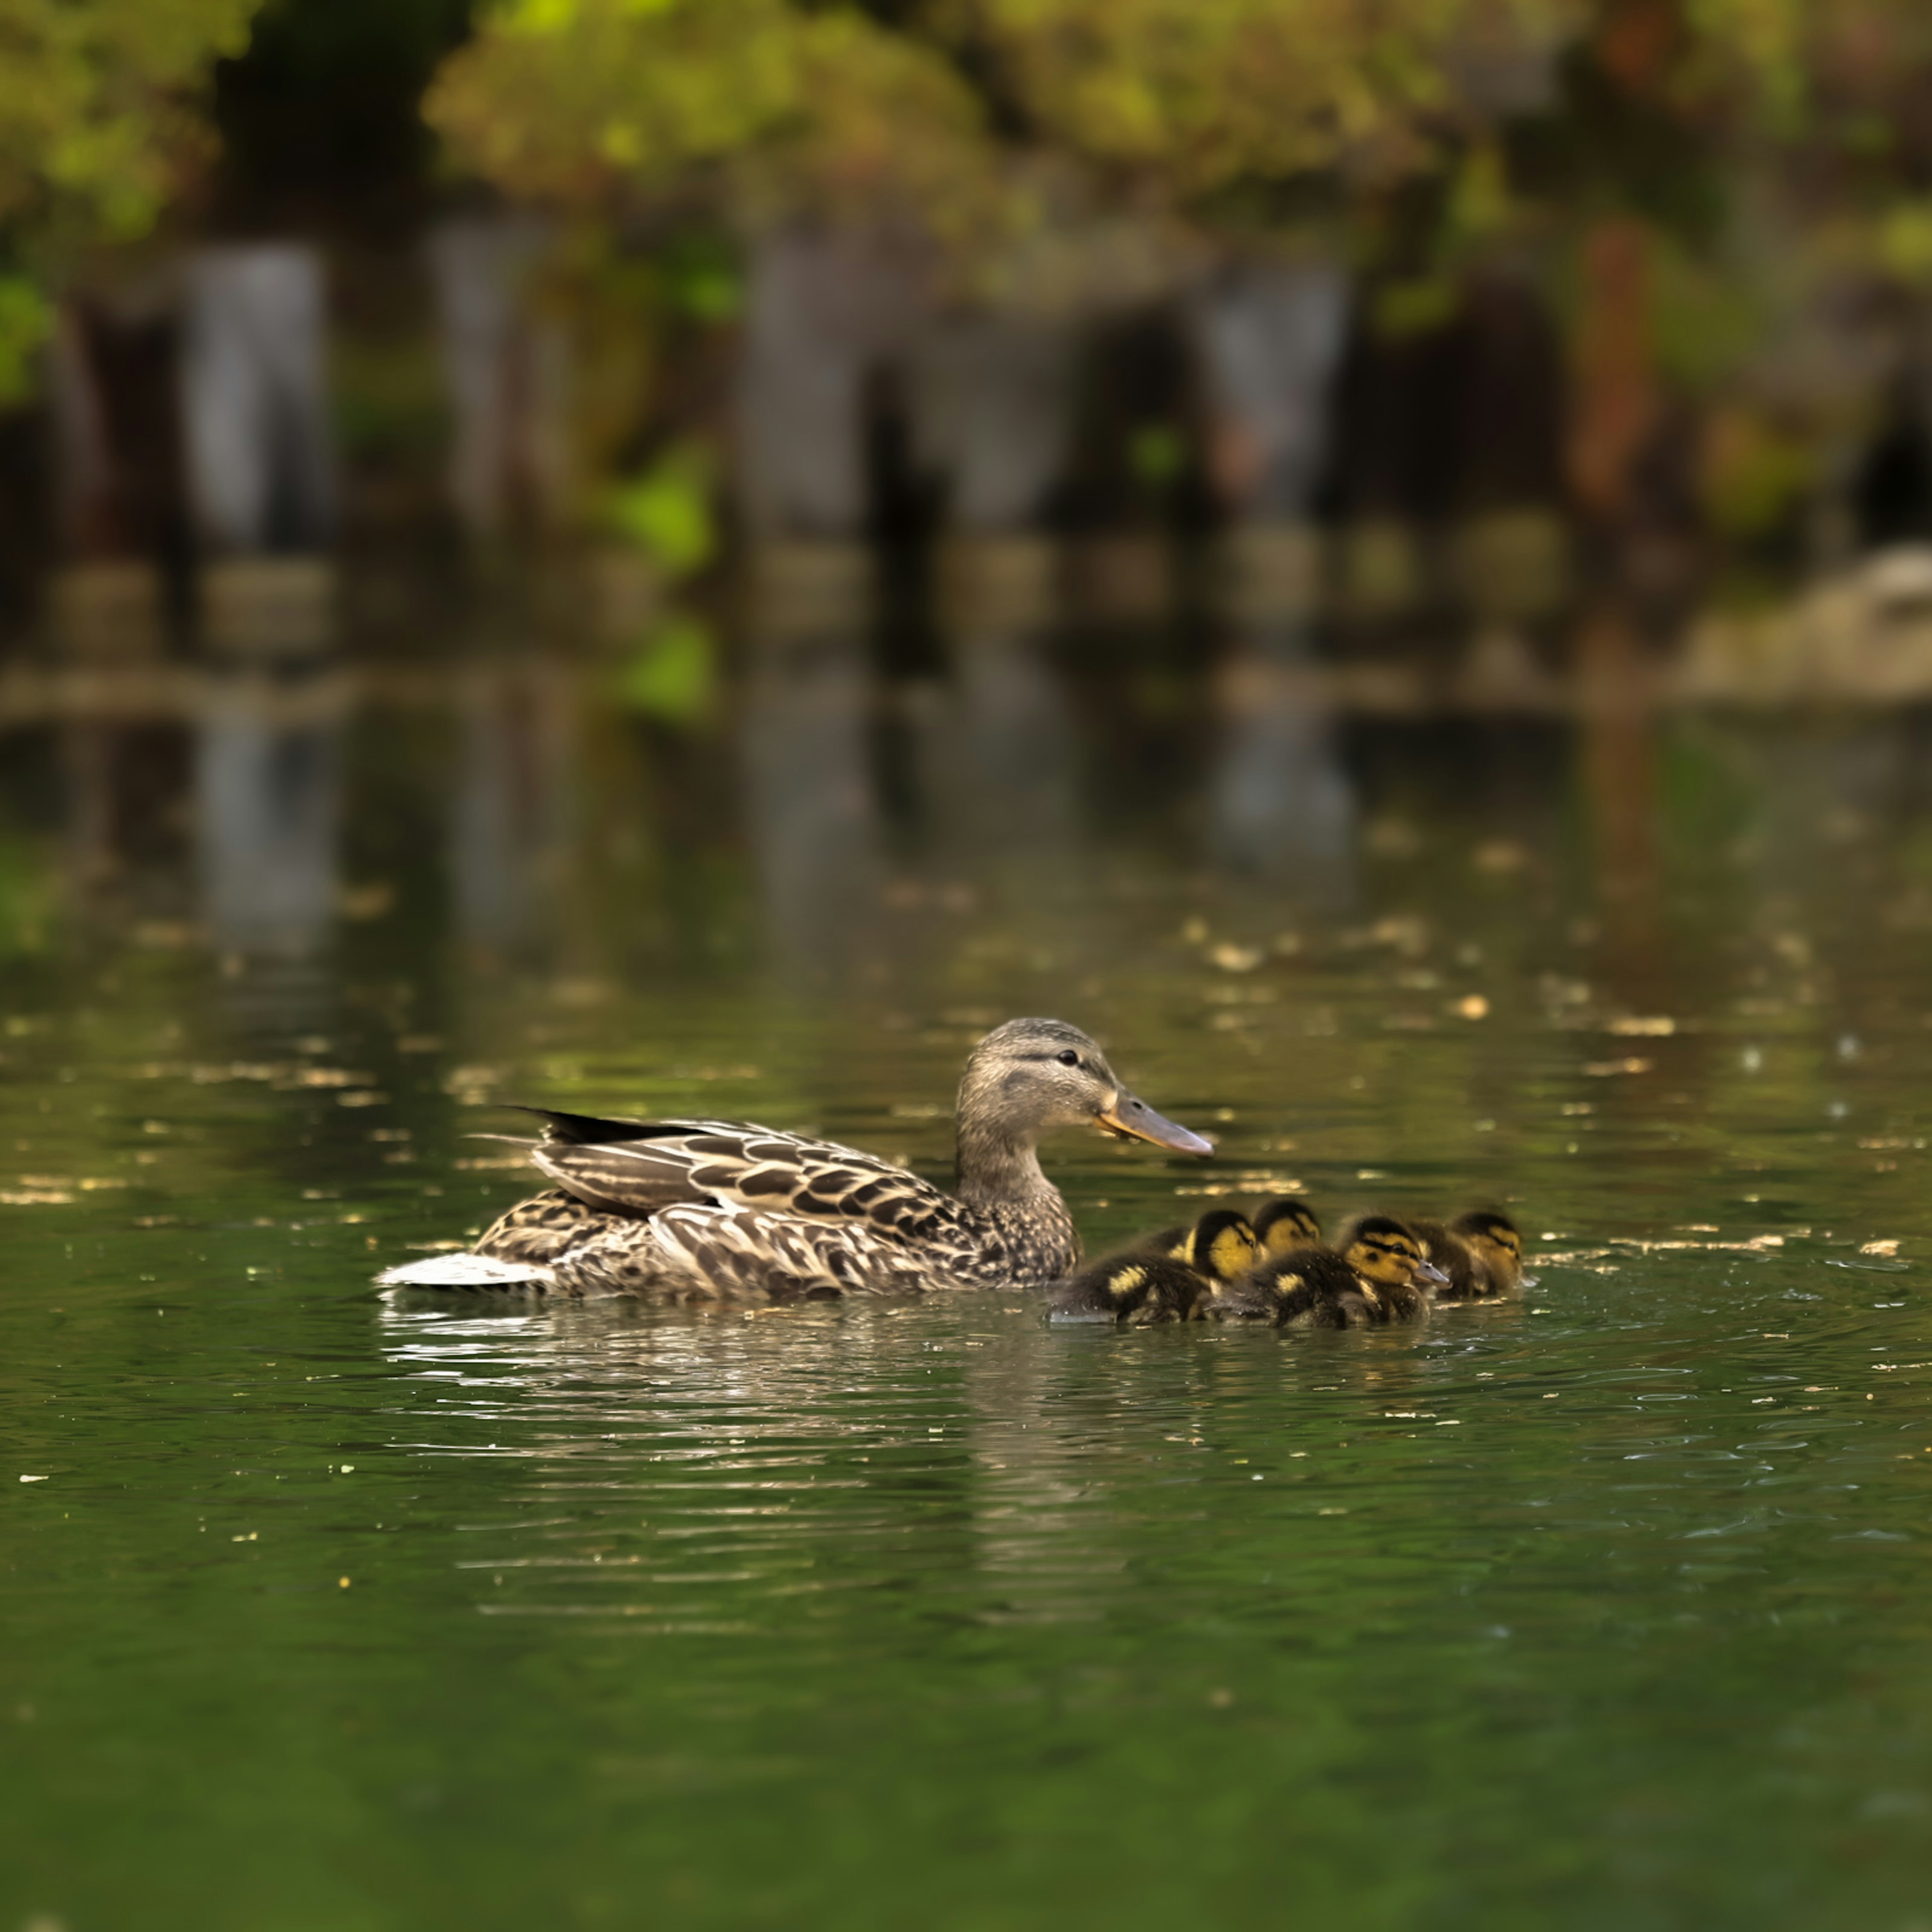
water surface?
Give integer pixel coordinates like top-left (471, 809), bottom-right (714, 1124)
top-left (5, 655), bottom-right (1932, 1928)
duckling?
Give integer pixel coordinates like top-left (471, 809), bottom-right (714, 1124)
top-left (1331, 1215), bottom-right (1446, 1323)
top-left (1406, 1218), bottom-right (1489, 1301)
top-left (1048, 1209), bottom-right (1259, 1325)
top-left (1209, 1245), bottom-right (1389, 1328)
top-left (1251, 1196), bottom-right (1321, 1258)
top-left (1046, 1254), bottom-right (1211, 1325)
top-left (1177, 1207), bottom-right (1263, 1286)
top-left (1450, 1209), bottom-right (1535, 1295)
top-left (1119, 1206), bottom-right (1262, 1279)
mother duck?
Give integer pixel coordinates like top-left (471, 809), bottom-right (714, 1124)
top-left (377, 1018), bottom-right (1212, 1300)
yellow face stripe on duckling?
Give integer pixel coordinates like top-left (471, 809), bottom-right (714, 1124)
top-left (1345, 1232), bottom-right (1423, 1285)
top-left (1204, 1222), bottom-right (1260, 1282)
top-left (1457, 1218), bottom-right (1524, 1283)
top-left (1107, 1264), bottom-right (1150, 1300)
top-left (1258, 1205), bottom-right (1320, 1256)
top-left (1180, 1212), bottom-right (1259, 1282)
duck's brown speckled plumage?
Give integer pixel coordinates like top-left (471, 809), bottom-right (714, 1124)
top-left (473, 1121), bottom-right (1080, 1299)
top-left (379, 1019), bottom-right (1209, 1301)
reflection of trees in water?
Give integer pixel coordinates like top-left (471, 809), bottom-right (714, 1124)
top-left (738, 623), bottom-right (886, 981)
top-left (60, 719), bottom-right (194, 908)
top-left (1208, 626), bottom-right (1355, 897)
top-left (453, 660), bottom-right (578, 955)
top-left (195, 672), bottom-right (345, 955)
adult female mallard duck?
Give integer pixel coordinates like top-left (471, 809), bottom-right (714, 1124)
top-left (1047, 1209), bottom-right (1260, 1325)
top-left (376, 1017), bottom-right (1212, 1301)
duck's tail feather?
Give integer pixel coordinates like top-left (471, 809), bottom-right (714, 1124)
top-left (375, 1252), bottom-right (554, 1291)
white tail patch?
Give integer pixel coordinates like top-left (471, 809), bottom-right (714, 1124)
top-left (375, 1253), bottom-right (552, 1291)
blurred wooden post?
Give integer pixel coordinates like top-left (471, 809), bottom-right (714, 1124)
top-left (916, 315), bottom-right (1078, 853)
top-left (737, 226), bottom-right (922, 541)
top-left (1569, 219), bottom-right (1659, 538)
top-left (427, 217), bottom-right (571, 543)
top-left (46, 284), bottom-right (188, 660)
top-left (729, 227), bottom-right (926, 969)
top-left (1192, 262), bottom-right (1355, 881)
top-left (180, 245), bottom-right (337, 659)
top-left (1567, 0), bottom-right (1673, 959)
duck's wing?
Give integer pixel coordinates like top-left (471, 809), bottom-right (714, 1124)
top-left (511, 1109), bottom-right (957, 1242)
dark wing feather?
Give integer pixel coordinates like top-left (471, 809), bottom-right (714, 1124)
top-left (521, 1115), bottom-right (960, 1239)
top-left (510, 1105), bottom-right (690, 1145)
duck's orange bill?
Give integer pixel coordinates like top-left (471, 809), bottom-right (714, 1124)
top-left (1097, 1091), bottom-right (1215, 1156)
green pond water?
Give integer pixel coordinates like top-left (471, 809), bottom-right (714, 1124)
top-left (5, 656), bottom-right (1932, 1929)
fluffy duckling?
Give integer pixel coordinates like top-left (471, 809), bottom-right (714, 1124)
top-left (1178, 1208), bottom-right (1263, 1286)
top-left (1251, 1196), bottom-right (1321, 1259)
top-left (1048, 1209), bottom-right (1259, 1325)
top-left (1333, 1215), bottom-right (1443, 1323)
top-left (1450, 1210), bottom-right (1535, 1295)
top-left (1406, 1218), bottom-right (1489, 1301)
top-left (1046, 1254), bottom-right (1211, 1325)
top-left (1209, 1246), bottom-right (1388, 1328)
top-left (1117, 1209), bottom-right (1262, 1278)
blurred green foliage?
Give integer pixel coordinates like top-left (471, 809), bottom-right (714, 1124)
top-left (0, 0), bottom-right (261, 274)
top-left (419, 0), bottom-right (1932, 521)
top-left (1127, 423), bottom-right (1185, 490)
top-left (604, 444), bottom-right (717, 579)
top-left (615, 612), bottom-right (718, 726)
top-left (0, 272), bottom-right (52, 404)
top-left (429, 0), bottom-right (1002, 245)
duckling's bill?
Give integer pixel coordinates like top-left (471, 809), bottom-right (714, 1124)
top-left (1095, 1089), bottom-right (1215, 1156)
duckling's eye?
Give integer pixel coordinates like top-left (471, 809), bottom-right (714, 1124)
top-left (1056, 1050), bottom-right (1080, 1067)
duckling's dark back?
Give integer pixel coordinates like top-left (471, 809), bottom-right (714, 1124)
top-left (1048, 1254), bottom-right (1210, 1325)
top-left (1210, 1247), bottom-right (1387, 1328)
top-left (1408, 1218), bottom-right (1489, 1300)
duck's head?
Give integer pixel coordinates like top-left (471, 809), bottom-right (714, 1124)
top-left (1452, 1209), bottom-right (1533, 1290)
top-left (1253, 1196), bottom-right (1321, 1257)
top-left (1342, 1216), bottom-right (1448, 1292)
top-left (956, 1019), bottom-right (1214, 1163)
top-left (1179, 1209), bottom-right (1261, 1283)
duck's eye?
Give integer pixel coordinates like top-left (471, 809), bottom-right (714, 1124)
top-left (1056, 1050), bottom-right (1080, 1067)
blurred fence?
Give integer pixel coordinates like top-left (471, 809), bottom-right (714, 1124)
top-left (12, 216), bottom-right (1932, 700)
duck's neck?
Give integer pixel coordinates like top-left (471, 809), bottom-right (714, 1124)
top-left (953, 1118), bottom-right (1056, 1205)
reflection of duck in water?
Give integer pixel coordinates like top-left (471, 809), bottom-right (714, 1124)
top-left (1048, 1209), bottom-right (1260, 1324)
top-left (377, 1018), bottom-right (1211, 1301)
